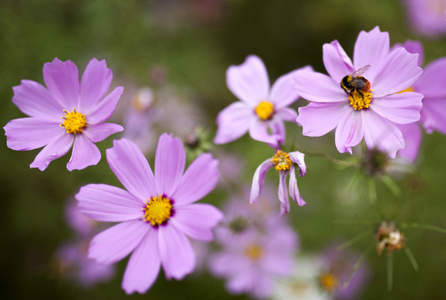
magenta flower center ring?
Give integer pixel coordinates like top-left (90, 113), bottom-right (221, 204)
top-left (271, 150), bottom-right (292, 171)
top-left (255, 101), bottom-right (274, 120)
top-left (143, 195), bottom-right (173, 226)
top-left (60, 109), bottom-right (87, 134)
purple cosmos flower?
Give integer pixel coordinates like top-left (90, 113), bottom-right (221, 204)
top-left (214, 55), bottom-right (307, 149)
top-left (209, 194), bottom-right (298, 299)
top-left (75, 134), bottom-right (222, 294)
top-left (3, 58), bottom-right (124, 171)
top-left (251, 149), bottom-right (306, 215)
top-left (403, 0), bottom-right (446, 37)
top-left (294, 26), bottom-right (423, 158)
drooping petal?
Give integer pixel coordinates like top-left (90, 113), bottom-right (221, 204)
top-left (250, 159), bottom-right (274, 203)
top-left (363, 110), bottom-right (404, 158)
top-left (323, 40), bottom-right (355, 83)
top-left (171, 204), bottom-right (223, 241)
top-left (269, 66), bottom-right (312, 108)
top-left (415, 57), bottom-right (446, 98)
top-left (293, 70), bottom-right (347, 103)
top-left (87, 86), bottom-right (124, 124)
top-left (397, 123), bottom-right (422, 163)
top-left (83, 123), bottom-right (123, 143)
top-left (335, 110), bottom-right (364, 154)
top-left (122, 228), bottom-right (161, 294)
top-left (12, 80), bottom-right (62, 119)
top-left (214, 102), bottom-right (253, 144)
top-left (172, 153), bottom-right (219, 205)
top-left (43, 58), bottom-right (79, 109)
top-left (371, 92), bottom-right (423, 124)
top-left (66, 134), bottom-right (101, 171)
top-left (289, 165), bottom-right (305, 206)
top-left (249, 120), bottom-right (281, 148)
top-left (88, 219), bottom-right (148, 265)
top-left (30, 132), bottom-right (73, 171)
top-left (79, 58), bottom-right (113, 113)
top-left (154, 133), bottom-right (185, 196)
top-left (297, 102), bottom-right (350, 137)
top-left (106, 139), bottom-right (157, 200)
top-left (76, 183), bottom-right (144, 222)
top-left (158, 225), bottom-right (195, 280)
top-left (421, 97), bottom-right (446, 134)
top-left (4, 118), bottom-right (62, 151)
top-left (289, 151), bottom-right (307, 176)
top-left (275, 107), bottom-right (298, 122)
top-left (353, 26), bottom-right (389, 82)
top-left (372, 48), bottom-right (422, 97)
top-left (226, 55), bottom-right (270, 106)
top-left (278, 171), bottom-right (290, 215)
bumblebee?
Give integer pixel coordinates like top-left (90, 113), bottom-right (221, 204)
top-left (340, 65), bottom-right (371, 98)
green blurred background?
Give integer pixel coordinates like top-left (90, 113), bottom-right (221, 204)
top-left (1, 0), bottom-right (446, 299)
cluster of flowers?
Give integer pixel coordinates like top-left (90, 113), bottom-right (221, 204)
top-left (4, 25), bottom-right (446, 298)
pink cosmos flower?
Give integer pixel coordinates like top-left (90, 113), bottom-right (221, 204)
top-left (250, 149), bottom-right (306, 215)
top-left (75, 134), bottom-right (222, 294)
top-left (214, 55), bottom-right (307, 149)
top-left (403, 0), bottom-right (446, 37)
top-left (3, 58), bottom-right (124, 171)
top-left (295, 26), bottom-right (423, 158)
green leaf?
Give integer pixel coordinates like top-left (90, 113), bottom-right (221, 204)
top-left (404, 247), bottom-right (419, 272)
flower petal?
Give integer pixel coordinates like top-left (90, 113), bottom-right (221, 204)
top-left (172, 153), bottom-right (219, 205)
top-left (158, 225), bottom-right (195, 279)
top-left (76, 183), bottom-right (144, 222)
top-left (269, 67), bottom-right (312, 108)
top-left (226, 55), bottom-right (269, 106)
top-left (43, 58), bottom-right (79, 109)
top-left (83, 123), bottom-right (123, 143)
top-left (89, 220), bottom-right (148, 264)
top-left (397, 123), bottom-right (422, 163)
top-left (323, 40), bottom-right (355, 83)
top-left (363, 110), bottom-right (404, 158)
top-left (372, 48), bottom-right (422, 97)
top-left (12, 80), bottom-right (62, 118)
top-left (154, 133), bottom-right (185, 196)
top-left (371, 92), bottom-right (422, 124)
top-left (353, 26), bottom-right (389, 81)
top-left (106, 138), bottom-right (157, 200)
top-left (122, 228), bottom-right (161, 294)
top-left (289, 165), bottom-right (305, 206)
top-left (421, 97), bottom-right (446, 134)
top-left (289, 151), bottom-right (307, 176)
top-left (171, 204), bottom-right (223, 241)
top-left (79, 58), bottom-right (113, 113)
top-left (297, 102), bottom-right (349, 137)
top-left (214, 102), bottom-right (253, 144)
top-left (30, 132), bottom-right (73, 171)
top-left (275, 107), bottom-right (298, 122)
top-left (250, 159), bottom-right (274, 204)
top-left (249, 119), bottom-right (281, 148)
top-left (66, 134), bottom-right (101, 171)
top-left (415, 57), bottom-right (446, 98)
top-left (4, 118), bottom-right (62, 151)
top-left (293, 70), bottom-right (347, 103)
top-left (335, 109), bottom-right (364, 154)
top-left (278, 171), bottom-right (290, 215)
top-left (393, 40), bottom-right (424, 66)
top-left (87, 86), bottom-right (124, 124)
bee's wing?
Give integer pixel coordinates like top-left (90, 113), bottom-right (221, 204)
top-left (352, 65), bottom-right (371, 77)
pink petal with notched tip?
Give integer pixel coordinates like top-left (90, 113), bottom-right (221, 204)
top-left (83, 123), bottom-right (123, 143)
top-left (371, 92), bottom-right (422, 124)
top-left (249, 119), bottom-right (281, 148)
top-left (29, 131), bottom-right (73, 171)
top-left (67, 134), bottom-right (101, 171)
top-left (323, 40), bottom-right (355, 83)
top-left (415, 57), bottom-right (446, 98)
top-left (250, 159), bottom-right (274, 204)
top-left (293, 70), bottom-right (347, 103)
top-left (297, 102), bottom-right (349, 137)
top-left (270, 68), bottom-right (307, 108)
top-left (87, 86), bottom-right (124, 124)
top-left (214, 102), bottom-right (253, 144)
top-left (335, 109), bottom-right (364, 154)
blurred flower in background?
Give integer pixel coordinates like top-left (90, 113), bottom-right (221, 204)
top-left (403, 0), bottom-right (446, 37)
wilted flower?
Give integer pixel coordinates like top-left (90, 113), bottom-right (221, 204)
top-left (251, 149), bottom-right (307, 215)
top-left (376, 221), bottom-right (406, 255)
top-left (4, 58), bottom-right (124, 171)
top-left (295, 26), bottom-right (423, 158)
top-left (214, 55), bottom-right (307, 149)
top-left (76, 135), bottom-right (222, 294)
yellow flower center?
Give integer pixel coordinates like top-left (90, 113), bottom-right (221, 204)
top-left (271, 150), bottom-right (292, 171)
top-left (319, 273), bottom-right (339, 291)
top-left (244, 244), bottom-right (264, 260)
top-left (398, 86), bottom-right (416, 93)
top-left (61, 109), bottom-right (87, 134)
top-left (143, 196), bottom-right (173, 226)
top-left (255, 101), bottom-right (274, 120)
top-left (348, 89), bottom-right (373, 111)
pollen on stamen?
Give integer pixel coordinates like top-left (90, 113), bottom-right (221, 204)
top-left (348, 90), bottom-right (373, 111)
top-left (271, 150), bottom-right (292, 171)
top-left (142, 195), bottom-right (173, 227)
top-left (60, 108), bottom-right (87, 134)
top-left (255, 101), bottom-right (274, 120)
